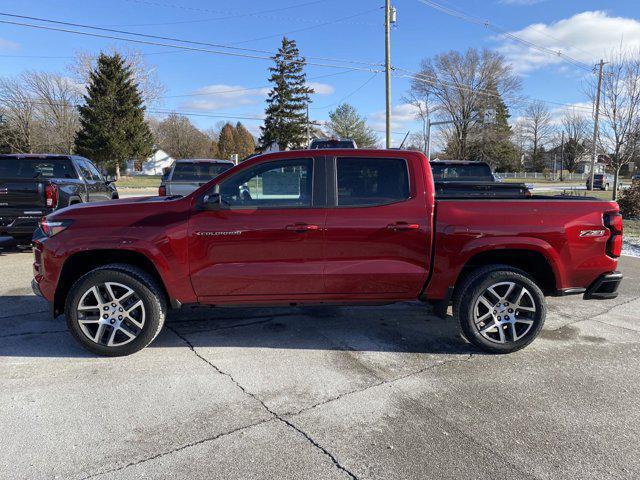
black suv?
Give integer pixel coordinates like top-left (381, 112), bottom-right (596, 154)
top-left (0, 154), bottom-right (118, 244)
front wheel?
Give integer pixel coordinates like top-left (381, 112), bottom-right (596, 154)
top-left (65, 264), bottom-right (166, 356)
top-left (454, 265), bottom-right (546, 353)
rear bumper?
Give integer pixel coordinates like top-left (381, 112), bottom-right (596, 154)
top-left (583, 271), bottom-right (623, 300)
top-left (0, 211), bottom-right (46, 239)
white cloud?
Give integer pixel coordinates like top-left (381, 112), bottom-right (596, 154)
top-left (368, 103), bottom-right (423, 138)
top-left (308, 82), bottom-right (334, 95)
top-left (498, 11), bottom-right (640, 73)
top-left (0, 38), bottom-right (20, 51)
top-left (180, 84), bottom-right (269, 111)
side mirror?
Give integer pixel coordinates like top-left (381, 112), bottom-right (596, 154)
top-left (202, 192), bottom-right (227, 211)
top-left (105, 174), bottom-right (117, 183)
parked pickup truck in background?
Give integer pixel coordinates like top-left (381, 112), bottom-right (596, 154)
top-left (32, 149), bottom-right (623, 356)
top-left (431, 159), bottom-right (531, 198)
top-left (158, 159), bottom-right (234, 197)
top-left (0, 154), bottom-right (117, 244)
top-left (586, 173), bottom-right (616, 191)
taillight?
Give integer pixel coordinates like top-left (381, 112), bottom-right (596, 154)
top-left (45, 184), bottom-right (58, 208)
top-left (158, 185), bottom-right (166, 196)
top-left (39, 217), bottom-right (73, 237)
top-left (605, 212), bottom-right (623, 257)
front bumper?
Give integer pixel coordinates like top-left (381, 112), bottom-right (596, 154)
top-left (31, 278), bottom-right (43, 298)
top-left (584, 271), bottom-right (623, 300)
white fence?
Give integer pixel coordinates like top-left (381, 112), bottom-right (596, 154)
top-left (498, 172), bottom-right (589, 181)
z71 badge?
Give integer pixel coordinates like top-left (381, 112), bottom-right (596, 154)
top-left (579, 229), bottom-right (606, 237)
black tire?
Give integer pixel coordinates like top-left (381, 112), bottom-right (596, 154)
top-left (453, 265), bottom-right (546, 354)
top-left (65, 264), bottom-right (167, 356)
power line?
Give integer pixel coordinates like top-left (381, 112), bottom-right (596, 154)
top-left (310, 73), bottom-right (378, 110)
top-left (0, 12), bottom-right (384, 68)
top-left (0, 17), bottom-right (384, 72)
top-left (416, 0), bottom-right (594, 72)
top-left (396, 70), bottom-right (593, 112)
top-left (105, 0), bottom-right (376, 28)
top-left (230, 7), bottom-right (382, 46)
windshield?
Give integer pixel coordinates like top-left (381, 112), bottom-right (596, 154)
top-left (0, 156), bottom-right (77, 179)
top-left (171, 162), bottom-right (233, 182)
top-left (431, 163), bottom-right (493, 181)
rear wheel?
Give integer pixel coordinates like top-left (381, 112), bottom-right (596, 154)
top-left (454, 265), bottom-right (546, 353)
top-left (65, 264), bottom-right (166, 356)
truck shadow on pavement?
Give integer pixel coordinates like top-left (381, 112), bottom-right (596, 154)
top-left (0, 298), bottom-right (480, 357)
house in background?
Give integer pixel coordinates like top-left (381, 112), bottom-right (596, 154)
top-left (126, 149), bottom-right (174, 176)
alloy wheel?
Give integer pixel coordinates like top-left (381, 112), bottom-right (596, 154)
top-left (472, 281), bottom-right (536, 344)
top-left (76, 282), bottom-right (146, 347)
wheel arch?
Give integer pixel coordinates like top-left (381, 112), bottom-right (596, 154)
top-left (455, 248), bottom-right (559, 296)
top-left (54, 249), bottom-right (171, 316)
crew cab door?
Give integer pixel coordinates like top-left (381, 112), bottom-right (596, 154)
top-left (79, 159), bottom-right (112, 201)
top-left (323, 155), bottom-right (432, 297)
top-left (188, 156), bottom-right (326, 301)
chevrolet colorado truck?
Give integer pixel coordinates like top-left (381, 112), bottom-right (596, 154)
top-left (0, 154), bottom-right (117, 244)
top-left (31, 149), bottom-right (623, 356)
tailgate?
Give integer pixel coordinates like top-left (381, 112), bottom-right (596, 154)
top-left (0, 180), bottom-right (44, 208)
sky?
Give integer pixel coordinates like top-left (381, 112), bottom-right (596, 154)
top-left (1, 0), bottom-right (640, 146)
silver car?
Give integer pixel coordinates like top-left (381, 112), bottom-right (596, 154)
top-left (159, 159), bottom-right (235, 196)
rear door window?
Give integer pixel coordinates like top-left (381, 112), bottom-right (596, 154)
top-left (0, 157), bottom-right (77, 179)
top-left (336, 157), bottom-right (409, 207)
top-left (172, 162), bottom-right (233, 182)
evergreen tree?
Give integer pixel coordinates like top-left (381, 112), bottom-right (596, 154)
top-left (326, 103), bottom-right (378, 148)
top-left (75, 53), bottom-right (153, 177)
top-left (465, 86), bottom-right (519, 171)
top-left (233, 122), bottom-right (256, 158)
top-left (259, 37), bottom-right (313, 151)
top-left (218, 123), bottom-right (237, 159)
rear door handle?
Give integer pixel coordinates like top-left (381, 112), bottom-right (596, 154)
top-left (285, 223), bottom-right (319, 233)
top-left (387, 222), bottom-right (420, 231)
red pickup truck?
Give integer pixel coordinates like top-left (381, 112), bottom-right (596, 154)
top-left (32, 149), bottom-right (623, 356)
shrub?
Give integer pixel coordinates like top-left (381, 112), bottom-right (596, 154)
top-left (618, 181), bottom-right (640, 217)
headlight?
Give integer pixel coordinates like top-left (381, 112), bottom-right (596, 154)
top-left (39, 217), bottom-right (73, 237)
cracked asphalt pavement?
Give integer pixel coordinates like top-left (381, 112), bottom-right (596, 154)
top-left (1, 248), bottom-right (639, 480)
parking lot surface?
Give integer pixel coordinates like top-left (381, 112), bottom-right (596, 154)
top-left (0, 248), bottom-right (639, 480)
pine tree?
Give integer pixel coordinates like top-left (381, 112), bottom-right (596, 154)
top-left (74, 53), bottom-right (153, 177)
top-left (218, 123), bottom-right (237, 159)
top-left (233, 122), bottom-right (256, 159)
top-left (326, 103), bottom-right (378, 148)
top-left (259, 37), bottom-right (313, 151)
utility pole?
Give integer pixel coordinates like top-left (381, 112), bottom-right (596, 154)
top-left (384, 0), bottom-right (393, 149)
top-left (560, 131), bottom-right (565, 182)
top-left (589, 59), bottom-right (605, 190)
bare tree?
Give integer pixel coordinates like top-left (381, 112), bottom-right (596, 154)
top-left (152, 113), bottom-right (211, 159)
top-left (588, 49), bottom-right (640, 199)
top-left (560, 109), bottom-right (590, 173)
top-left (23, 72), bottom-right (82, 154)
top-left (69, 48), bottom-right (165, 107)
top-left (410, 48), bottom-right (521, 159)
top-left (0, 77), bottom-right (37, 153)
top-left (402, 90), bottom-right (438, 155)
top-left (522, 101), bottom-right (553, 171)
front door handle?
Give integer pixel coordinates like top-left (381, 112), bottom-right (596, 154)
top-left (285, 223), bottom-right (319, 233)
top-left (387, 222), bottom-right (420, 231)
